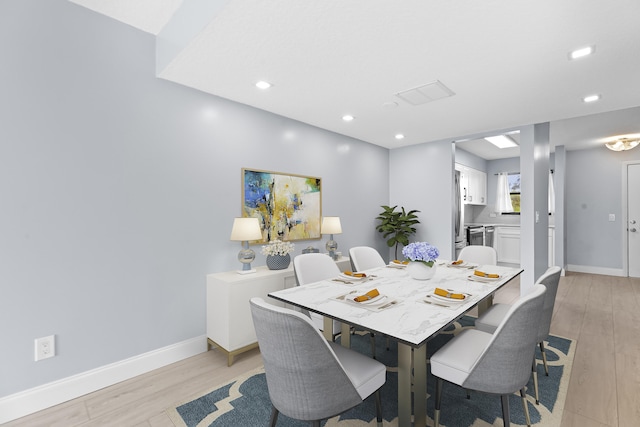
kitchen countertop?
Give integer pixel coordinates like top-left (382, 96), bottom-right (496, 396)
top-left (465, 223), bottom-right (554, 228)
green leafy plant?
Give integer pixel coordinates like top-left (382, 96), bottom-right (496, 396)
top-left (375, 205), bottom-right (421, 259)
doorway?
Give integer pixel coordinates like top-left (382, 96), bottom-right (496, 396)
top-left (625, 162), bottom-right (640, 278)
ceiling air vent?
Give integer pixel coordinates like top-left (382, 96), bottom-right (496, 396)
top-left (395, 80), bottom-right (455, 106)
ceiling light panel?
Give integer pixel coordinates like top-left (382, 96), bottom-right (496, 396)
top-left (583, 94), bottom-right (600, 103)
top-left (485, 135), bottom-right (518, 148)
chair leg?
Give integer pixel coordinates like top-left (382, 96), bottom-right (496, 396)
top-left (311, 421), bottom-right (321, 427)
top-left (370, 332), bottom-right (376, 359)
top-left (540, 341), bottom-right (549, 376)
top-left (375, 390), bottom-right (383, 427)
top-left (520, 387), bottom-right (532, 427)
top-left (500, 394), bottom-right (511, 427)
top-left (532, 356), bottom-right (540, 404)
top-left (434, 378), bottom-right (443, 427)
top-left (269, 405), bottom-right (279, 427)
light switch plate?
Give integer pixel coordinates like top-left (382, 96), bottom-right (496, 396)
top-left (609, 214), bottom-right (616, 222)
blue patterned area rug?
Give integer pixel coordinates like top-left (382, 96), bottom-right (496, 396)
top-left (166, 316), bottom-right (575, 427)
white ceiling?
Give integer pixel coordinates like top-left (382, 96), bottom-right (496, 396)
top-left (71, 0), bottom-right (640, 159)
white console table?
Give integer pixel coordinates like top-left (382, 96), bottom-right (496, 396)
top-left (206, 256), bottom-right (351, 366)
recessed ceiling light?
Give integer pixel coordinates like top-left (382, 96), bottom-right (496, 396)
top-left (342, 115), bottom-right (355, 122)
top-left (255, 81), bottom-right (272, 89)
top-left (583, 94), bottom-right (601, 103)
top-left (395, 134), bottom-right (405, 140)
top-left (569, 45), bottom-right (595, 60)
top-left (485, 135), bottom-right (518, 149)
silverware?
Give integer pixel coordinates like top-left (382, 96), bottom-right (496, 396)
top-left (423, 299), bottom-right (449, 308)
top-left (337, 290), bottom-right (357, 300)
top-left (332, 278), bottom-right (353, 284)
top-left (378, 300), bottom-right (397, 309)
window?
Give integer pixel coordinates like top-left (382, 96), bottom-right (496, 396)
top-left (507, 173), bottom-right (521, 214)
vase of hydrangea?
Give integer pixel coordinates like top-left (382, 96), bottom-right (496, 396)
top-left (402, 241), bottom-right (440, 280)
top-left (262, 239), bottom-right (295, 270)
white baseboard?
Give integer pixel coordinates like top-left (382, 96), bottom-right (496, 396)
top-left (566, 264), bottom-right (625, 277)
top-left (0, 335), bottom-right (207, 424)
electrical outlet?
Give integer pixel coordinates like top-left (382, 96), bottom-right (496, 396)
top-left (35, 335), bottom-right (55, 361)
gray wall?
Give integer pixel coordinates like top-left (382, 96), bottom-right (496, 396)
top-left (0, 0), bottom-right (389, 396)
top-left (566, 146), bottom-right (640, 270)
top-left (389, 140), bottom-right (455, 260)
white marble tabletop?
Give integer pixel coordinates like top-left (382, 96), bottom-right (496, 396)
top-left (268, 260), bottom-right (523, 347)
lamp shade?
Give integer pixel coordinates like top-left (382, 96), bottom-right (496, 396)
top-left (230, 217), bottom-right (262, 241)
top-left (321, 216), bottom-right (342, 234)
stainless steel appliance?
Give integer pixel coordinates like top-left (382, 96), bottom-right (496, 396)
top-left (484, 225), bottom-right (495, 247)
top-left (454, 170), bottom-right (466, 258)
top-left (467, 225), bottom-right (484, 246)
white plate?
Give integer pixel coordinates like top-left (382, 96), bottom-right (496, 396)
top-left (340, 273), bottom-right (367, 280)
top-left (449, 261), bottom-right (469, 267)
top-left (387, 262), bottom-right (407, 269)
top-left (356, 294), bottom-right (387, 305)
top-left (429, 293), bottom-right (467, 304)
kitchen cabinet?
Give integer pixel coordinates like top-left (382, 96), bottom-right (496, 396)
top-left (456, 164), bottom-right (487, 205)
top-left (206, 257), bottom-right (351, 366)
top-left (494, 226), bottom-right (555, 267)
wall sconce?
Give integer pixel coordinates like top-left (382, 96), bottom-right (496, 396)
top-left (229, 217), bottom-right (263, 274)
top-left (321, 216), bottom-right (342, 260)
top-left (605, 137), bottom-right (639, 152)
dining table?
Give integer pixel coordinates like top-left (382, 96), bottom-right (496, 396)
top-left (268, 259), bottom-right (523, 427)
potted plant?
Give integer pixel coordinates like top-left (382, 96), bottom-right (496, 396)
top-left (261, 239), bottom-right (295, 270)
top-left (375, 205), bottom-right (420, 259)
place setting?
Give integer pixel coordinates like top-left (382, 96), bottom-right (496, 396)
top-left (446, 259), bottom-right (478, 269)
top-left (333, 288), bottom-right (400, 311)
top-left (331, 270), bottom-right (378, 285)
top-left (421, 287), bottom-right (475, 309)
top-left (466, 269), bottom-right (502, 283)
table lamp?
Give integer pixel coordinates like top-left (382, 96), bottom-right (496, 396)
top-left (230, 217), bottom-right (263, 274)
top-left (321, 216), bottom-right (342, 260)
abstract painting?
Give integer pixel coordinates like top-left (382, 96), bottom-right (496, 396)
top-left (242, 168), bottom-right (322, 243)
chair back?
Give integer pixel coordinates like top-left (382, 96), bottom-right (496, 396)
top-left (293, 253), bottom-right (341, 286)
top-left (463, 284), bottom-right (546, 394)
top-left (249, 297), bottom-right (362, 421)
top-left (535, 266), bottom-right (562, 342)
top-left (349, 246), bottom-right (386, 271)
top-left (458, 245), bottom-right (497, 265)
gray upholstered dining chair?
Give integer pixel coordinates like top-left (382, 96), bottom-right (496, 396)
top-left (250, 297), bottom-right (386, 427)
top-left (292, 253), bottom-right (343, 337)
top-left (349, 246), bottom-right (386, 271)
top-left (430, 284), bottom-right (546, 427)
top-left (475, 265), bottom-right (562, 404)
top-left (457, 245), bottom-right (498, 265)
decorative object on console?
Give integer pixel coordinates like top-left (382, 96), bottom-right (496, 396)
top-left (321, 216), bottom-right (342, 260)
top-left (402, 241), bottom-right (440, 280)
top-left (375, 205), bottom-right (420, 259)
top-left (242, 168), bottom-right (322, 242)
top-left (230, 217), bottom-right (263, 274)
top-left (261, 239), bottom-right (295, 270)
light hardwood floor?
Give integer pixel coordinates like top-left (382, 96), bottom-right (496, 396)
top-left (5, 272), bottom-right (640, 427)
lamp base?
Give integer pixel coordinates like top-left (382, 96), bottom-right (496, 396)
top-left (236, 268), bottom-right (257, 275)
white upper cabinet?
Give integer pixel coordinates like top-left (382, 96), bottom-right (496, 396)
top-left (456, 164), bottom-right (487, 205)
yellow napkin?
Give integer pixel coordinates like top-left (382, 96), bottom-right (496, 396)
top-left (434, 288), bottom-right (465, 300)
top-left (344, 271), bottom-right (367, 278)
top-left (451, 260), bottom-right (464, 265)
top-left (474, 270), bottom-right (499, 279)
top-left (392, 260), bottom-right (409, 265)
top-left (354, 289), bottom-right (380, 302)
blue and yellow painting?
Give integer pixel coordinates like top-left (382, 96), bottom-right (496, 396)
top-left (243, 169), bottom-right (321, 242)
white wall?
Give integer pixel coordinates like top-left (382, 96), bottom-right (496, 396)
top-left (0, 0), bottom-right (389, 400)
